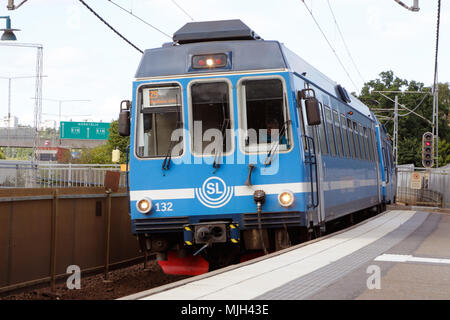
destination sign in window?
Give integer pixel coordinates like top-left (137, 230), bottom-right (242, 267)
top-left (142, 87), bottom-right (181, 110)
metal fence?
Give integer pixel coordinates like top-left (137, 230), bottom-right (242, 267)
top-left (0, 161), bottom-right (126, 188)
top-left (0, 188), bottom-right (140, 294)
top-left (396, 164), bottom-right (450, 208)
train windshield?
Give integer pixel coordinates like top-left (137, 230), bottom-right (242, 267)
top-left (240, 78), bottom-right (291, 153)
top-left (136, 84), bottom-right (183, 158)
top-left (190, 81), bottom-right (232, 156)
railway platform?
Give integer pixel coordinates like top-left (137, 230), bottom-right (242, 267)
top-left (121, 209), bottom-right (450, 300)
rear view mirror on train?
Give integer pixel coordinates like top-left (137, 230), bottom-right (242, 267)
top-left (298, 89), bottom-right (321, 126)
top-left (119, 100), bottom-right (131, 136)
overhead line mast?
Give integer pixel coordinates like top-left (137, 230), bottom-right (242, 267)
top-left (431, 0), bottom-right (441, 167)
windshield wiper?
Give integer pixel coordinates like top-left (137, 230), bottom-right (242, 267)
top-left (264, 119), bottom-right (291, 167)
top-left (162, 96), bottom-right (182, 172)
top-left (213, 118), bottom-right (229, 170)
top-left (213, 96), bottom-right (229, 171)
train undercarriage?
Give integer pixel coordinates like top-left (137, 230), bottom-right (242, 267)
top-left (136, 204), bottom-right (382, 275)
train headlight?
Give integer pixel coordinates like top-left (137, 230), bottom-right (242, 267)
top-left (136, 198), bottom-right (152, 214)
top-left (278, 191), bottom-right (294, 207)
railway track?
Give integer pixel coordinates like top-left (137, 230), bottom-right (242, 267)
top-left (0, 261), bottom-right (187, 300)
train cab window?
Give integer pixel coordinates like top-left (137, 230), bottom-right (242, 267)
top-left (333, 110), bottom-right (344, 157)
top-left (352, 121), bottom-right (361, 159)
top-left (324, 106), bottom-right (336, 156)
top-left (240, 78), bottom-right (291, 153)
top-left (340, 114), bottom-right (350, 157)
top-left (136, 84), bottom-right (183, 158)
top-left (190, 81), bottom-right (232, 156)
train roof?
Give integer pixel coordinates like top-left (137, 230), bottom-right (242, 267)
top-left (173, 19), bottom-right (262, 44)
top-left (135, 19), bottom-right (372, 119)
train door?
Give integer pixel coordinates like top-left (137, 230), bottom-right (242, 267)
top-left (297, 86), bottom-right (323, 229)
top-left (372, 125), bottom-right (382, 205)
top-left (391, 147), bottom-right (397, 202)
top-left (387, 142), bottom-right (396, 203)
top-left (382, 141), bottom-right (392, 203)
top-left (313, 103), bottom-right (325, 227)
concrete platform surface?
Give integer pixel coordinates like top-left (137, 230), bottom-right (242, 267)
top-left (121, 210), bottom-right (450, 300)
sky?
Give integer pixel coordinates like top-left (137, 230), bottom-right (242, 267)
top-left (0, 0), bottom-right (448, 127)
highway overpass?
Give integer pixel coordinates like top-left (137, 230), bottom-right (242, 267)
top-left (0, 127), bottom-right (106, 149)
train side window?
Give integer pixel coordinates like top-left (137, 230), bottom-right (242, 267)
top-left (191, 81), bottom-right (232, 156)
top-left (136, 84), bottom-right (183, 158)
top-left (333, 110), bottom-right (344, 157)
top-left (340, 114), bottom-right (350, 157)
top-left (359, 124), bottom-right (367, 160)
top-left (383, 142), bottom-right (390, 169)
top-left (240, 78), bottom-right (291, 153)
top-left (318, 102), bottom-right (328, 155)
top-left (296, 96), bottom-right (308, 151)
top-left (358, 124), bottom-right (367, 160)
top-left (367, 127), bottom-right (373, 161)
top-left (365, 127), bottom-right (373, 161)
top-left (352, 121), bottom-right (361, 159)
top-left (390, 146), bottom-right (395, 167)
top-left (347, 118), bottom-right (355, 158)
top-left (324, 106), bottom-right (336, 156)
top-left (372, 128), bottom-right (380, 162)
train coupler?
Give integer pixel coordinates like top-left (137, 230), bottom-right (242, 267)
top-left (183, 221), bottom-right (240, 246)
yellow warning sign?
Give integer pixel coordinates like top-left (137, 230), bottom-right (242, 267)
top-left (410, 172), bottom-right (422, 189)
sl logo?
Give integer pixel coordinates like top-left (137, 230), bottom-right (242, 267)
top-left (195, 177), bottom-right (234, 208)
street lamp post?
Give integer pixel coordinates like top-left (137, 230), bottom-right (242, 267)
top-left (31, 98), bottom-right (91, 145)
top-left (0, 16), bottom-right (20, 40)
top-left (33, 98), bottom-right (91, 128)
top-left (0, 75), bottom-right (47, 158)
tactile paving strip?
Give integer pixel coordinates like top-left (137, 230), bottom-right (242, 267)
top-left (256, 212), bottom-right (429, 300)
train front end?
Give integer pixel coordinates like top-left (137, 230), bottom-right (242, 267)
top-left (120, 21), bottom-right (313, 274)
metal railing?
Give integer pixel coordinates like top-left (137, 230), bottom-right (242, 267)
top-left (396, 165), bottom-right (450, 208)
top-left (0, 160), bottom-right (126, 188)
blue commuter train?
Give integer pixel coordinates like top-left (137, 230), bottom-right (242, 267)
top-left (118, 20), bottom-right (396, 275)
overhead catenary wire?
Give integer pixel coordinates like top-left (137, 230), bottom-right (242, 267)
top-left (107, 0), bottom-right (172, 39)
top-left (398, 94), bottom-right (428, 117)
top-left (299, 0), bottom-right (359, 93)
top-left (171, 0), bottom-right (195, 22)
top-left (326, 0), bottom-right (365, 84)
top-left (78, 0), bottom-right (143, 53)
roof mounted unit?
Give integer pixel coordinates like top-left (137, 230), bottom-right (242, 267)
top-left (173, 19), bottom-right (262, 44)
top-left (336, 84), bottom-right (351, 103)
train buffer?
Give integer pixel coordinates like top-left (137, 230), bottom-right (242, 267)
top-left (121, 209), bottom-right (450, 300)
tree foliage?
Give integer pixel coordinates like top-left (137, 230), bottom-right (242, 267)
top-left (75, 120), bottom-right (130, 164)
top-left (358, 71), bottom-right (450, 167)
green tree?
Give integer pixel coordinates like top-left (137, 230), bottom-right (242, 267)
top-left (0, 148), bottom-right (5, 160)
top-left (358, 71), bottom-right (450, 167)
top-left (438, 139), bottom-right (450, 167)
top-left (75, 120), bottom-right (130, 164)
top-left (107, 120), bottom-right (130, 163)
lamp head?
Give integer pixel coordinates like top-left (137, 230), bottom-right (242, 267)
top-left (1, 28), bottom-right (19, 41)
top-left (1, 16), bottom-right (19, 41)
